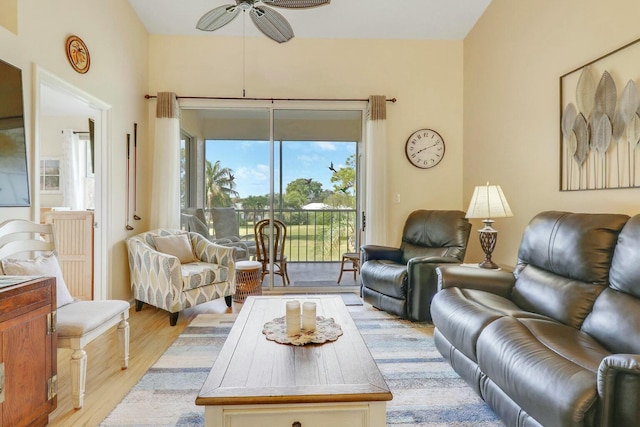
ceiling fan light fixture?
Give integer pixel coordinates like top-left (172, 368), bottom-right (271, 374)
top-left (237, 1), bottom-right (252, 11)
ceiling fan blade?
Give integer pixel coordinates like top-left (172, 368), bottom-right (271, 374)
top-left (250, 6), bottom-right (294, 43)
top-left (262, 0), bottom-right (330, 8)
top-left (196, 4), bottom-right (240, 31)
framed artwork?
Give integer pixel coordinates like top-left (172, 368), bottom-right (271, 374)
top-left (560, 37), bottom-right (640, 191)
top-left (40, 158), bottom-right (61, 193)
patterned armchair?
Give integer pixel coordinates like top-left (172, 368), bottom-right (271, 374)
top-left (126, 229), bottom-right (236, 326)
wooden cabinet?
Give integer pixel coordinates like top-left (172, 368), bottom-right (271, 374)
top-left (43, 210), bottom-right (94, 300)
top-left (0, 277), bottom-right (57, 427)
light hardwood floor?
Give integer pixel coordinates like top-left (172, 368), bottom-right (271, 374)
top-left (48, 298), bottom-right (240, 427)
top-left (48, 294), bottom-right (367, 427)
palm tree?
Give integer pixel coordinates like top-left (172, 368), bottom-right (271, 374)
top-left (205, 160), bottom-right (239, 208)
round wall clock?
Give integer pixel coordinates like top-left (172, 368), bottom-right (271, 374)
top-left (65, 35), bottom-right (90, 74)
top-left (405, 128), bottom-right (445, 169)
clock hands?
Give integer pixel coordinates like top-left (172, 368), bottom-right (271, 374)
top-left (415, 142), bottom-right (440, 154)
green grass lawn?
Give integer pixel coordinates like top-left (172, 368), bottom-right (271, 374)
top-left (238, 222), bottom-right (354, 262)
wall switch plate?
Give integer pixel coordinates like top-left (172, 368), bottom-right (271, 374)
top-left (395, 193), bottom-right (401, 203)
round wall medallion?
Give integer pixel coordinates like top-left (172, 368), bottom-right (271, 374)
top-left (65, 35), bottom-right (90, 74)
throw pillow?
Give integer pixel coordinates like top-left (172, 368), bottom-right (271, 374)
top-left (1, 252), bottom-right (75, 308)
top-left (153, 233), bottom-right (198, 264)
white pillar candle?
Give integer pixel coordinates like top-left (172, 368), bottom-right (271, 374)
top-left (286, 300), bottom-right (301, 336)
top-left (302, 302), bottom-right (316, 332)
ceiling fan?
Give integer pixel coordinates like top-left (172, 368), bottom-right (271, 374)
top-left (196, 0), bottom-right (330, 44)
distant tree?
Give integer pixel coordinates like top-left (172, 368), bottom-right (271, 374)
top-left (242, 194), bottom-right (269, 211)
top-left (285, 178), bottom-right (323, 206)
top-left (205, 160), bottom-right (238, 208)
top-left (327, 154), bottom-right (356, 208)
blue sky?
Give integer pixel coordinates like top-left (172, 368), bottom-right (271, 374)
top-left (205, 140), bottom-right (356, 199)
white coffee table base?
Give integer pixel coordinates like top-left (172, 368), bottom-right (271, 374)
top-left (205, 401), bottom-right (387, 427)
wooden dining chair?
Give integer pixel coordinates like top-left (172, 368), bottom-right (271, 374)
top-left (254, 219), bottom-right (290, 286)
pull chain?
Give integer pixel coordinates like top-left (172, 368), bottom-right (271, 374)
top-left (242, 10), bottom-right (246, 98)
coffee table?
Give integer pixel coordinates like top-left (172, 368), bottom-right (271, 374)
top-left (196, 295), bottom-right (392, 427)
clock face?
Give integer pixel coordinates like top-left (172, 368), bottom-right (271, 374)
top-left (405, 129), bottom-right (445, 169)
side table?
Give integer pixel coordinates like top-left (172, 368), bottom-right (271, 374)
top-left (233, 260), bottom-right (263, 303)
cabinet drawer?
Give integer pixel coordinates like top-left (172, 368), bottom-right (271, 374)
top-left (221, 404), bottom-right (371, 427)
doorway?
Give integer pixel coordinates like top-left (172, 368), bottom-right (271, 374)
top-left (34, 67), bottom-right (111, 300)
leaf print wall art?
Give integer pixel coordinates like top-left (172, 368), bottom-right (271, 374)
top-left (560, 37), bottom-right (640, 190)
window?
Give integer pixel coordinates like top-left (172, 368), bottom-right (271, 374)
top-left (40, 158), bottom-right (61, 193)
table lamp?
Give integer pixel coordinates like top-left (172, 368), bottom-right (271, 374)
top-left (465, 182), bottom-right (513, 269)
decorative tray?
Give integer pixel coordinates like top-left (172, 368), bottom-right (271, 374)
top-left (262, 316), bottom-right (343, 346)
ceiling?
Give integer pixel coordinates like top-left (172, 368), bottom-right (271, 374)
top-left (127, 0), bottom-right (492, 40)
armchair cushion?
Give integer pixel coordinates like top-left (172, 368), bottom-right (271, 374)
top-left (181, 262), bottom-right (229, 291)
top-left (152, 233), bottom-right (197, 264)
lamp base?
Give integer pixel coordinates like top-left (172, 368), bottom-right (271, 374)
top-left (477, 220), bottom-right (500, 269)
top-left (478, 259), bottom-right (500, 269)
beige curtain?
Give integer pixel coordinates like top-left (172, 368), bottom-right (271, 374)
top-left (364, 95), bottom-right (388, 245)
top-left (150, 92), bottom-right (181, 229)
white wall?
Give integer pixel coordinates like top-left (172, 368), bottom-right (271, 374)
top-left (148, 36), bottom-right (466, 246)
top-left (464, 0), bottom-right (640, 266)
top-left (1, 0), bottom-right (149, 300)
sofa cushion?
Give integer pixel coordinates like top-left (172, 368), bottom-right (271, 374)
top-left (511, 266), bottom-right (605, 328)
top-left (516, 211), bottom-right (628, 284)
top-left (582, 287), bottom-right (640, 354)
top-left (513, 211), bottom-right (628, 326)
top-left (609, 214), bottom-right (640, 298)
top-left (181, 262), bottom-right (228, 291)
top-left (477, 317), bottom-right (609, 427)
top-left (360, 260), bottom-right (406, 299)
top-left (431, 287), bottom-right (550, 362)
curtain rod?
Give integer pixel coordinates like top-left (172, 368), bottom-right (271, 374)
top-left (144, 94), bottom-right (397, 103)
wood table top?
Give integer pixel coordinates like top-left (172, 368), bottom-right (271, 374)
top-left (196, 295), bottom-right (392, 406)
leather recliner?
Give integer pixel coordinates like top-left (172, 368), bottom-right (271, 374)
top-left (360, 210), bottom-right (471, 321)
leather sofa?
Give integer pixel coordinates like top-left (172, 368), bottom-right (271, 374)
top-left (431, 211), bottom-right (640, 427)
top-left (361, 210), bottom-right (471, 322)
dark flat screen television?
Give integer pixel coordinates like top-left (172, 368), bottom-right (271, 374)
top-left (0, 58), bottom-right (30, 206)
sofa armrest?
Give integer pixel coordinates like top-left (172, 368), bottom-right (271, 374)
top-left (361, 244), bottom-right (402, 263)
top-left (597, 354), bottom-right (640, 427)
top-left (405, 256), bottom-right (462, 321)
top-left (436, 265), bottom-right (515, 298)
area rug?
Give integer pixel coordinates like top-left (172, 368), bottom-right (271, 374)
top-left (100, 310), bottom-right (501, 427)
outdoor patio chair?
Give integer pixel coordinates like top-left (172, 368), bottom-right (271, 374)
top-left (211, 207), bottom-right (257, 257)
top-left (182, 213), bottom-right (249, 260)
top-left (254, 218), bottom-right (290, 286)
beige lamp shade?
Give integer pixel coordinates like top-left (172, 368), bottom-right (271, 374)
top-left (466, 183), bottom-right (513, 220)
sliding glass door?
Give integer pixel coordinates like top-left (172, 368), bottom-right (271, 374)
top-left (181, 104), bottom-right (363, 292)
